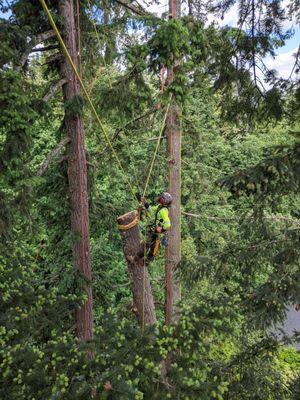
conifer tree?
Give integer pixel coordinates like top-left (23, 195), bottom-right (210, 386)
top-left (57, 0), bottom-right (93, 342)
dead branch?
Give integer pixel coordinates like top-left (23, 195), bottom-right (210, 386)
top-left (37, 137), bottom-right (70, 176)
top-left (115, 0), bottom-right (153, 16)
top-left (16, 30), bottom-right (55, 72)
top-left (99, 108), bottom-right (157, 156)
top-left (148, 135), bottom-right (167, 141)
top-left (43, 78), bottom-right (68, 102)
top-left (45, 52), bottom-right (62, 65)
top-left (30, 44), bottom-right (59, 53)
top-left (58, 155), bottom-right (68, 164)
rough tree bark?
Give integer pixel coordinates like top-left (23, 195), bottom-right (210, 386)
top-left (165, 0), bottom-right (182, 325)
top-left (117, 211), bottom-right (157, 326)
top-left (58, 0), bottom-right (93, 341)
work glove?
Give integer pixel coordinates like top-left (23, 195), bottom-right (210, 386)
top-left (135, 192), bottom-right (142, 202)
top-left (135, 192), bottom-right (147, 206)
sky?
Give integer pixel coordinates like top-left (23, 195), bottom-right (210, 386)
top-left (1, 0), bottom-right (298, 81)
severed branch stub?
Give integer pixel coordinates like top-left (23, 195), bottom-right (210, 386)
top-left (117, 210), bottom-right (157, 326)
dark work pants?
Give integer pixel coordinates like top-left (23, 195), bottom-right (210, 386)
top-left (146, 231), bottom-right (159, 262)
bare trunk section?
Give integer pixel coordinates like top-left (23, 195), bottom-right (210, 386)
top-left (165, 0), bottom-right (181, 325)
top-left (166, 102), bottom-right (181, 324)
top-left (58, 0), bottom-right (93, 341)
top-left (117, 211), bottom-right (157, 326)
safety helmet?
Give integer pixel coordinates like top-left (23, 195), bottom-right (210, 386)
top-left (157, 192), bottom-right (172, 206)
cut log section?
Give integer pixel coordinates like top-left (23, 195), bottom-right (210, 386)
top-left (117, 210), bottom-right (157, 326)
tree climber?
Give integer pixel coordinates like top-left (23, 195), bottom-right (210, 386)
top-left (136, 192), bottom-right (172, 263)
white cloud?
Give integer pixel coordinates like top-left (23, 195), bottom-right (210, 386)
top-left (146, 0), bottom-right (168, 16)
top-left (145, 0), bottom-right (297, 27)
top-left (264, 47), bottom-right (298, 79)
top-left (206, 3), bottom-right (240, 26)
top-left (281, 0), bottom-right (298, 28)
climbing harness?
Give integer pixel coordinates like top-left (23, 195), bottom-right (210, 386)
top-left (145, 204), bottom-right (170, 259)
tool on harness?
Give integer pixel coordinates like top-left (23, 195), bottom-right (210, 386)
top-left (161, 233), bottom-right (168, 247)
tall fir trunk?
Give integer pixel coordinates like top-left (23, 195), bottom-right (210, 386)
top-left (165, 0), bottom-right (181, 324)
top-left (58, 0), bottom-right (93, 341)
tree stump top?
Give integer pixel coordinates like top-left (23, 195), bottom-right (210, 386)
top-left (117, 210), bottom-right (138, 227)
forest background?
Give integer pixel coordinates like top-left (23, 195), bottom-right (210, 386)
top-left (0, 0), bottom-right (299, 399)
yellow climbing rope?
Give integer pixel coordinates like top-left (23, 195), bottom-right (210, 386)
top-left (39, 0), bottom-right (137, 201)
top-left (142, 96), bottom-right (172, 198)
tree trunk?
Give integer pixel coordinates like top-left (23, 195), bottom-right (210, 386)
top-left (165, 0), bottom-right (182, 325)
top-left (117, 211), bottom-right (157, 326)
top-left (58, 0), bottom-right (93, 341)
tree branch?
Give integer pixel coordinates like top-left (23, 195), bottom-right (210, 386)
top-left (43, 78), bottom-right (68, 102)
top-left (251, 0), bottom-right (258, 89)
top-left (37, 137), bottom-right (70, 176)
top-left (30, 44), bottom-right (59, 53)
top-left (287, 46), bottom-right (300, 81)
top-left (148, 135), bottom-right (167, 141)
top-left (44, 52), bottom-right (62, 65)
top-left (99, 108), bottom-right (157, 156)
top-left (182, 211), bottom-right (299, 225)
top-left (16, 30), bottom-right (55, 71)
top-left (115, 0), bottom-right (153, 16)
top-left (182, 211), bottom-right (235, 221)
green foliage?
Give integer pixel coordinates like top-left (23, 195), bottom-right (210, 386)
top-left (220, 142), bottom-right (300, 201)
top-left (0, 0), bottom-right (299, 399)
top-left (64, 95), bottom-right (85, 117)
top-left (0, 70), bottom-right (36, 168)
top-left (148, 19), bottom-right (191, 69)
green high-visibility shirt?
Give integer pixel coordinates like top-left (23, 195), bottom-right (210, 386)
top-left (147, 205), bottom-right (171, 231)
